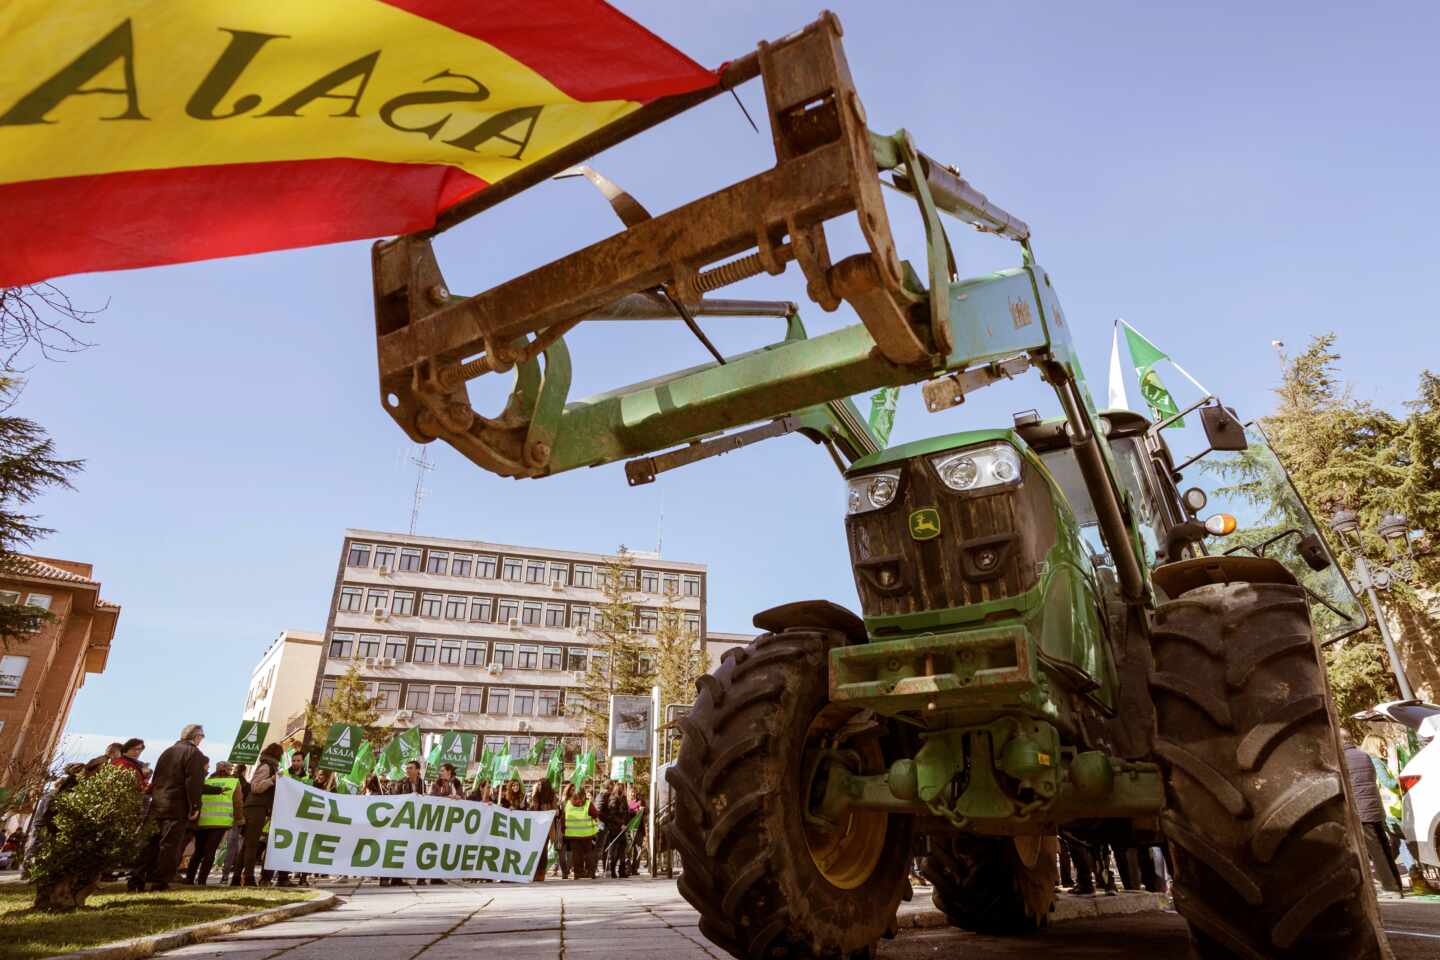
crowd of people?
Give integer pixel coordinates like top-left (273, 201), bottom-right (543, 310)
top-left (9, 724), bottom-right (652, 890)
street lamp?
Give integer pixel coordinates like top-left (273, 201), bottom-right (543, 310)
top-left (1329, 509), bottom-right (1415, 700)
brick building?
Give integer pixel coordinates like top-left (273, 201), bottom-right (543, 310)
top-left (0, 556), bottom-right (119, 782)
top-left (308, 530), bottom-right (708, 765)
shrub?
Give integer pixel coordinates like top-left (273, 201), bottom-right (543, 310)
top-left (28, 765), bottom-right (147, 911)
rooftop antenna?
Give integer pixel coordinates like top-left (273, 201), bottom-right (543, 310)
top-left (408, 444), bottom-right (436, 534)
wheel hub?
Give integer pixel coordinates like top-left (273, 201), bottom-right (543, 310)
top-left (802, 707), bottom-right (889, 890)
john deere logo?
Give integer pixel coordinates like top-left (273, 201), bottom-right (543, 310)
top-left (909, 508), bottom-right (941, 541)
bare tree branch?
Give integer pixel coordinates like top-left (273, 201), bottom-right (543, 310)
top-left (0, 284), bottom-right (103, 369)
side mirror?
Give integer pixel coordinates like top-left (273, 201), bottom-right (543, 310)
top-left (1200, 405), bottom-right (1247, 452)
top-left (1297, 533), bottom-right (1332, 571)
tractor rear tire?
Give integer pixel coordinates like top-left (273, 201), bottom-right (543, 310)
top-left (665, 628), bottom-right (913, 960)
top-left (921, 835), bottom-right (1058, 934)
top-left (1150, 580), bottom-right (1391, 959)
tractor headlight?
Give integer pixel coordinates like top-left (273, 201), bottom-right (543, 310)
top-left (846, 470), bottom-right (901, 515)
top-left (931, 443), bottom-right (1023, 493)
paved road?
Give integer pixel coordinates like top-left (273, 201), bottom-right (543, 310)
top-left (161, 877), bottom-right (1440, 960)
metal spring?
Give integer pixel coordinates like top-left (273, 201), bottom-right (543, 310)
top-left (693, 252), bottom-right (768, 293)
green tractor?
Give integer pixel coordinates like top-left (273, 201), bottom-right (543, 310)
top-left (370, 15), bottom-right (1391, 959)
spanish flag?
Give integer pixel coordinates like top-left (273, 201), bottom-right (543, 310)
top-left (0, 1), bottom-right (717, 286)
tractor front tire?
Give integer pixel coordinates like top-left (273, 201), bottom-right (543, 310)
top-left (921, 835), bottom-right (1058, 934)
top-left (666, 628), bottom-right (913, 960)
top-left (1151, 580), bottom-right (1391, 959)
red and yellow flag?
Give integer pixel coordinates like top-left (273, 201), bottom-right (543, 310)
top-left (0, 1), bottom-right (716, 286)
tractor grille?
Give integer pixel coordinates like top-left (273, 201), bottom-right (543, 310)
top-left (845, 453), bottom-right (1057, 620)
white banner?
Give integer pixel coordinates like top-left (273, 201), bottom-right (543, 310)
top-left (267, 778), bottom-right (554, 883)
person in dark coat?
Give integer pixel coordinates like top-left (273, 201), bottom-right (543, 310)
top-left (381, 761), bottom-right (426, 886)
top-left (1343, 731), bottom-right (1404, 894)
top-left (128, 724), bottom-right (211, 891)
top-left (236, 743), bottom-right (283, 887)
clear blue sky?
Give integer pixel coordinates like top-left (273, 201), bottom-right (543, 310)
top-left (23, 0), bottom-right (1435, 760)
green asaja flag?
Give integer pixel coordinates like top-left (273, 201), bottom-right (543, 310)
top-left (570, 750), bottom-right (596, 788)
top-left (867, 386), bottom-right (900, 448)
top-left (1121, 323), bottom-right (1184, 427)
top-left (490, 743), bottom-right (512, 786)
top-left (525, 738), bottom-right (547, 766)
top-left (347, 739), bottom-right (375, 787)
top-left (424, 739), bottom-right (442, 772)
top-left (545, 747), bottom-right (564, 790)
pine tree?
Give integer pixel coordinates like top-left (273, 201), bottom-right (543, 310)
top-left (576, 547), bottom-right (646, 754)
top-left (654, 593), bottom-right (702, 759)
top-left (0, 377), bottom-right (82, 648)
top-left (305, 666), bottom-right (391, 751)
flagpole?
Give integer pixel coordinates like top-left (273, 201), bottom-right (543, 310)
top-left (1166, 360), bottom-right (1211, 397)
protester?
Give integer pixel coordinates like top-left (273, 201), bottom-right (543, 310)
top-left (129, 724), bottom-right (210, 892)
top-left (563, 784), bottom-right (600, 879)
top-left (556, 784), bottom-right (575, 878)
top-left (22, 765), bottom-right (84, 877)
top-left (602, 781), bottom-right (630, 878)
top-left (528, 779), bottom-right (559, 882)
top-left (271, 752), bottom-right (311, 887)
top-left (500, 779), bottom-right (525, 810)
top-left (1343, 731), bottom-right (1405, 894)
top-left (627, 783), bottom-right (647, 877)
top-left (85, 742), bottom-right (123, 776)
top-left (112, 738), bottom-right (148, 787)
top-left (185, 761), bottom-right (244, 885)
top-left (430, 764), bottom-right (462, 799)
top-left (381, 761), bottom-right (426, 887)
top-left (237, 743), bottom-right (283, 887)
top-left (363, 774), bottom-right (383, 795)
top-left (218, 763), bottom-right (249, 885)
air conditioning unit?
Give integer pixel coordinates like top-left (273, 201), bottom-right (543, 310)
top-left (376, 566), bottom-right (391, 577)
top-left (517, 720), bottom-right (531, 732)
top-left (507, 617), bottom-right (521, 631)
top-left (487, 663), bottom-right (503, 675)
top-left (572, 670), bottom-right (587, 683)
top-left (549, 580), bottom-right (563, 591)
top-left (371, 608), bottom-right (389, 622)
top-left (395, 709), bottom-right (414, 721)
top-left (444, 712), bottom-right (460, 723)
top-left (362, 657), bottom-right (377, 668)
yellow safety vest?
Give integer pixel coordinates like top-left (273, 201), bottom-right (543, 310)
top-left (197, 777), bottom-right (238, 828)
top-left (564, 798), bottom-right (597, 838)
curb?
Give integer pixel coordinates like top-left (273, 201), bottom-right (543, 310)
top-left (46, 890), bottom-right (339, 960)
top-left (898, 890), bottom-right (1169, 929)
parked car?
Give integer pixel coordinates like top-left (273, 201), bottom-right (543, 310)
top-left (1355, 699), bottom-right (1440, 866)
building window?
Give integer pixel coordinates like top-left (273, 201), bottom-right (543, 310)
top-left (412, 638), bottom-right (436, 664)
top-left (432, 686), bottom-right (456, 713)
top-left (641, 570), bottom-right (659, 593)
top-left (639, 653), bottom-right (655, 674)
top-left (405, 686), bottom-right (430, 711)
top-left (621, 569), bottom-right (639, 590)
top-left (524, 561), bottom-right (545, 584)
top-left (509, 736), bottom-right (531, 757)
top-left (390, 592), bottom-right (415, 616)
top-left (502, 558), bottom-right (522, 581)
top-left (513, 689), bottom-right (535, 715)
top-left (338, 586), bottom-right (363, 612)
top-left (550, 565), bottom-right (569, 587)
top-left (459, 688), bottom-right (483, 713)
top-left (571, 607), bottom-right (591, 629)
top-left (573, 565), bottom-right (594, 588)
top-left (470, 598), bottom-right (492, 622)
top-left (365, 589), bottom-right (390, 612)
top-left (384, 636), bottom-right (407, 659)
top-left (356, 635), bottom-right (380, 658)
top-left (25, 594), bottom-right (51, 611)
top-left (538, 690), bottom-right (561, 716)
top-left (399, 548), bottom-right (422, 572)
top-left (445, 596), bottom-right (466, 620)
top-left (0, 655), bottom-right (29, 694)
top-left (374, 546), bottom-right (396, 571)
top-left (498, 599), bottom-right (519, 623)
top-left (319, 679), bottom-right (338, 702)
top-left (375, 682), bottom-right (401, 710)
top-left (419, 593), bottom-right (442, 618)
top-left (517, 645), bottom-right (539, 669)
top-left (451, 555), bottom-right (472, 578)
top-left (464, 641), bottom-right (486, 666)
top-left (521, 603), bottom-right (542, 626)
top-left (439, 641), bottom-right (462, 666)
top-left (477, 555), bottom-right (497, 578)
top-left (0, 591), bottom-right (19, 606)
top-left (685, 616), bottom-right (701, 635)
top-left (662, 575), bottom-right (679, 596)
top-left (328, 634), bottom-right (354, 659)
top-left (347, 542), bottom-right (371, 567)
top-left (682, 576), bottom-right (700, 597)
top-left (488, 689), bottom-right (510, 715)
top-left (567, 651), bottom-right (587, 672)
top-left (639, 610), bottom-right (658, 634)
top-left (492, 644), bottom-right (515, 669)
top-left (426, 551), bottom-right (449, 575)
top-left (545, 605), bottom-right (566, 627)
top-left (542, 647), bottom-right (563, 670)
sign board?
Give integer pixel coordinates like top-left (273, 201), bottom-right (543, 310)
top-left (268, 777), bottom-right (554, 882)
top-left (664, 703), bottom-right (692, 726)
top-left (608, 694), bottom-right (653, 758)
top-left (318, 723), bottom-right (366, 774)
top-left (228, 720), bottom-right (270, 764)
